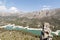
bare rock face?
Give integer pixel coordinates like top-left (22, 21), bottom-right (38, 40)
top-left (0, 8), bottom-right (60, 19)
top-left (17, 8), bottom-right (60, 19)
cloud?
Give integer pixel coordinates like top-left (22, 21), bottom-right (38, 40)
top-left (0, 1), bottom-right (7, 11)
top-left (0, 6), bottom-right (7, 11)
top-left (41, 5), bottom-right (51, 10)
top-left (42, 7), bottom-right (50, 10)
top-left (9, 7), bottom-right (18, 13)
top-left (42, 5), bottom-right (51, 8)
top-left (0, 0), bottom-right (19, 12)
top-left (0, 5), bottom-right (19, 13)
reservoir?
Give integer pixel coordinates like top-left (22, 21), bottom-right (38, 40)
top-left (4, 25), bottom-right (41, 36)
top-left (4, 25), bottom-right (60, 36)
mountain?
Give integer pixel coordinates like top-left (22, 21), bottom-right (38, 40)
top-left (0, 8), bottom-right (59, 18)
top-left (0, 8), bottom-right (60, 31)
top-left (18, 8), bottom-right (57, 19)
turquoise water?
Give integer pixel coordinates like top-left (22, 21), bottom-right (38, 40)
top-left (58, 32), bottom-right (60, 36)
top-left (4, 26), bottom-right (60, 36)
top-left (22, 29), bottom-right (41, 35)
top-left (5, 26), bottom-right (13, 30)
top-left (5, 26), bottom-right (41, 35)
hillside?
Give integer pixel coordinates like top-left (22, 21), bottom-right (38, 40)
top-left (0, 8), bottom-right (60, 31)
top-left (0, 28), bottom-right (60, 40)
top-left (0, 28), bottom-right (40, 40)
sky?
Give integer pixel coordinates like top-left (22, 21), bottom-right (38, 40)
top-left (0, 0), bottom-right (60, 12)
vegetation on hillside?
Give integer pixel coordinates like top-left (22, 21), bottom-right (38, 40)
top-left (0, 28), bottom-right (40, 40)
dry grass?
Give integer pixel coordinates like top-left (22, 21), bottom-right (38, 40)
top-left (0, 28), bottom-right (40, 40)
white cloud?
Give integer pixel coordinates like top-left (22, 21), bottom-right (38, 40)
top-left (42, 7), bottom-right (50, 10)
top-left (42, 5), bottom-right (51, 10)
top-left (0, 6), bottom-right (19, 13)
top-left (9, 7), bottom-right (18, 13)
top-left (0, 0), bottom-right (19, 12)
top-left (43, 5), bottom-right (51, 8)
top-left (0, 1), bottom-right (7, 11)
top-left (0, 6), bottom-right (7, 11)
